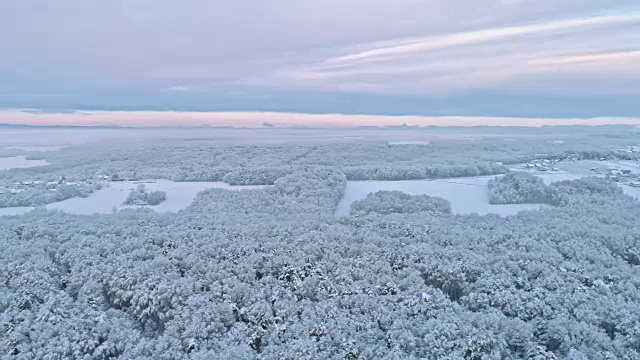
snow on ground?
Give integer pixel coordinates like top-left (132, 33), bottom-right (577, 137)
top-left (596, 160), bottom-right (640, 172)
top-left (335, 173), bottom-right (599, 218)
top-left (509, 162), bottom-right (640, 201)
top-left (0, 206), bottom-right (34, 216)
top-left (621, 185), bottom-right (640, 200)
top-left (0, 156), bottom-right (50, 170)
top-left (0, 180), bottom-right (267, 216)
top-left (335, 160), bottom-right (640, 218)
top-left (6, 145), bottom-right (66, 152)
top-left (337, 176), bottom-right (539, 217)
top-left (556, 160), bottom-right (640, 175)
top-left (2, 164), bottom-right (637, 218)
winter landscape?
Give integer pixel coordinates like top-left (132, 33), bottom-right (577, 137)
top-left (1, 125), bottom-right (640, 359)
top-left (3, 1), bottom-right (640, 358)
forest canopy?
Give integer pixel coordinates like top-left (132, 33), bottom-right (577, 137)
top-left (1, 130), bottom-right (640, 359)
top-left (488, 172), bottom-right (549, 204)
top-left (489, 172), bottom-right (625, 207)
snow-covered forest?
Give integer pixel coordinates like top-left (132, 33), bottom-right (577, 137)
top-left (2, 126), bottom-right (639, 208)
top-left (1, 126), bottom-right (640, 359)
top-left (123, 185), bottom-right (167, 206)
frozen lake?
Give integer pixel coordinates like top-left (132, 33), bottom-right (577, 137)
top-left (0, 156), bottom-right (50, 170)
top-left (0, 180), bottom-right (267, 216)
top-left (335, 173), bottom-right (587, 217)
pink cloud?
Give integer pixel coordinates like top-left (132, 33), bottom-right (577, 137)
top-left (1, 110), bottom-right (639, 127)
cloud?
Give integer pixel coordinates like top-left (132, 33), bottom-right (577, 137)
top-left (529, 50), bottom-right (640, 66)
top-left (323, 14), bottom-right (640, 65)
top-left (0, 1), bottom-right (638, 105)
top-left (275, 12), bottom-right (640, 94)
top-left (167, 86), bottom-right (190, 92)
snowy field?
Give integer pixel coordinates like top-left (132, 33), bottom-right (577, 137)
top-left (5, 145), bottom-right (66, 152)
top-left (0, 155), bottom-right (50, 170)
top-left (621, 185), bottom-right (640, 199)
top-left (0, 180), bottom-right (267, 216)
top-left (336, 160), bottom-right (640, 218)
top-left (336, 173), bottom-right (591, 217)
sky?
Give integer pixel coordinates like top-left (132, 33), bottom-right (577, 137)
top-left (1, 1), bottom-right (639, 126)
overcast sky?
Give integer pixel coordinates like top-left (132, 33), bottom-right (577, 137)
top-left (1, 1), bottom-right (639, 122)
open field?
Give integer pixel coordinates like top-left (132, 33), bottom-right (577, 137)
top-left (0, 155), bottom-right (49, 170)
top-left (336, 176), bottom-right (547, 217)
top-left (0, 180), bottom-right (266, 216)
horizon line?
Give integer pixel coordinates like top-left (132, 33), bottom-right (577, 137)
top-left (0, 109), bottom-right (639, 128)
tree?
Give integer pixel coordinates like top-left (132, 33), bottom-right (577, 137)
top-left (488, 172), bottom-right (549, 204)
top-left (123, 185), bottom-right (167, 206)
top-left (352, 190), bottom-right (451, 215)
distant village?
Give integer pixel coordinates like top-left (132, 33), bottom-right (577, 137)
top-left (0, 176), bottom-right (89, 194)
top-left (620, 145), bottom-right (640, 153)
top-left (589, 166), bottom-right (640, 187)
top-left (522, 159), bottom-right (562, 173)
top-left (0, 176), bottom-right (100, 195)
top-left (515, 154), bottom-right (640, 188)
top-left (0, 172), bottom-right (150, 196)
